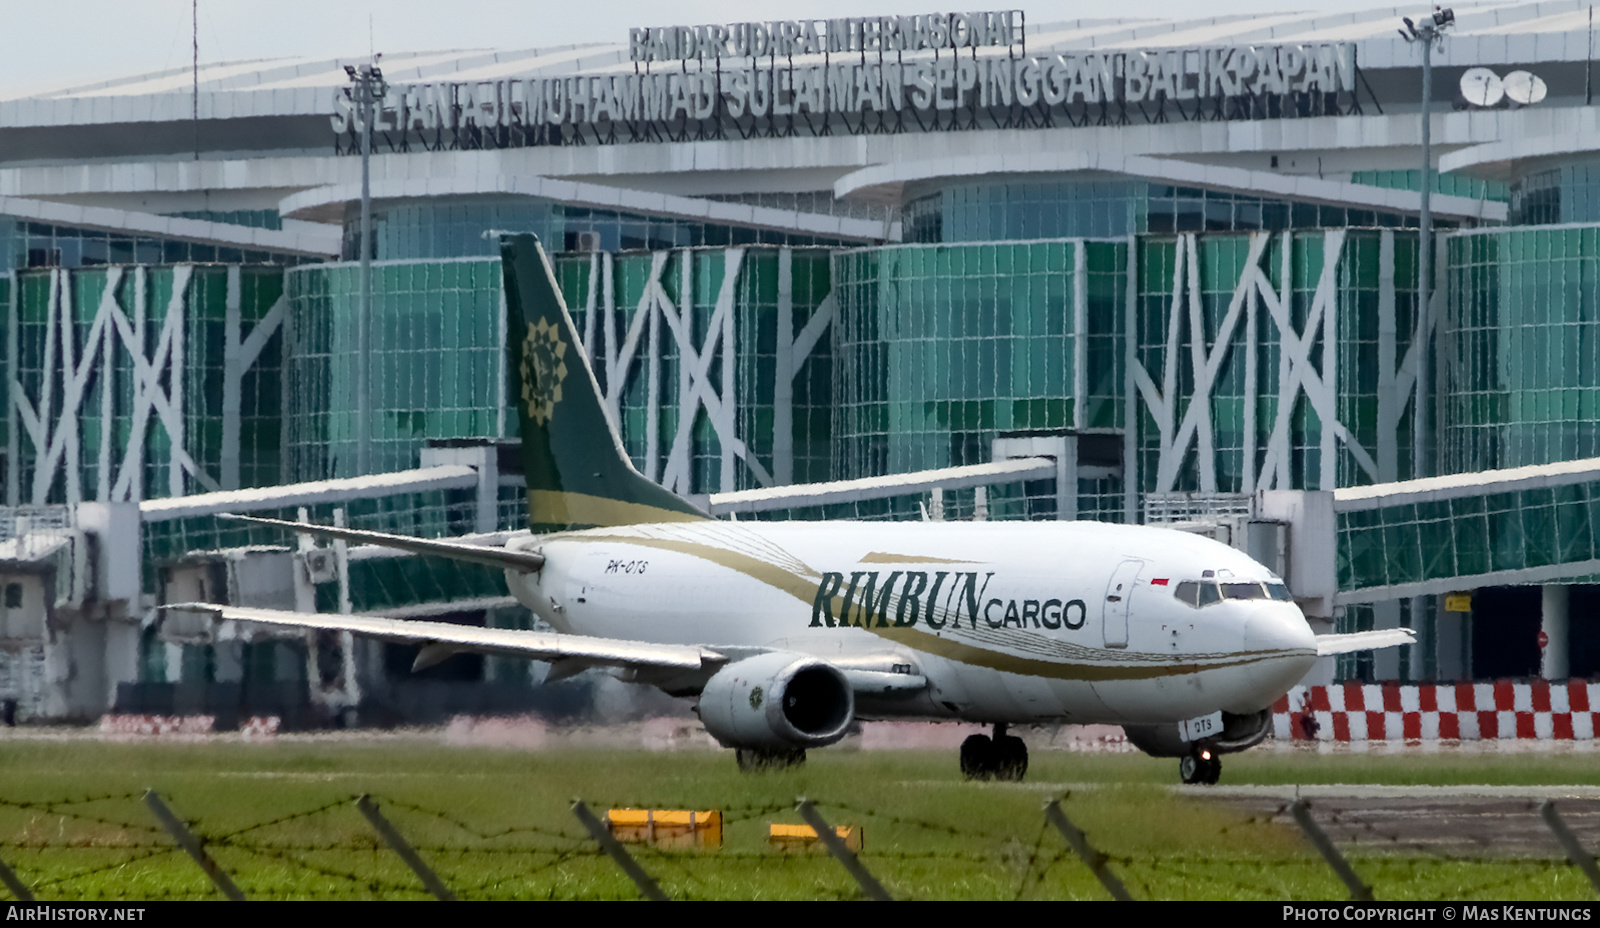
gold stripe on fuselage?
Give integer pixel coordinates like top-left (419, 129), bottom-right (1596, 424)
top-left (859, 551), bottom-right (982, 564)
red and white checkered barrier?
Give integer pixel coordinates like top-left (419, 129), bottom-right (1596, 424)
top-left (98, 715), bottom-right (281, 737)
top-left (99, 714), bottom-right (216, 736)
top-left (239, 715), bottom-right (281, 738)
top-left (1272, 682), bottom-right (1598, 741)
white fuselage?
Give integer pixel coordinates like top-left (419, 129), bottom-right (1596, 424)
top-left (508, 519), bottom-right (1317, 726)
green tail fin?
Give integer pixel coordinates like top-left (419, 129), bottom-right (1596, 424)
top-left (501, 234), bottom-right (709, 533)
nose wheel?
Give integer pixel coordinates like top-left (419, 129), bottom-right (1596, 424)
top-left (959, 725), bottom-right (1029, 781)
top-left (1179, 748), bottom-right (1221, 785)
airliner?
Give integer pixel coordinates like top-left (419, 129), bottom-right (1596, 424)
top-left (174, 234), bottom-right (1410, 785)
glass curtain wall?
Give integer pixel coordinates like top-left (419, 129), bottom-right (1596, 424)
top-left (1508, 158), bottom-right (1600, 226)
top-left (904, 178), bottom-right (1421, 245)
top-left (9, 265), bottom-right (285, 503)
top-left (285, 259), bottom-right (504, 482)
top-left (343, 195), bottom-right (843, 262)
top-left (287, 247), bottom-right (835, 496)
top-left (0, 217), bottom-right (301, 272)
top-left (1133, 230), bottom-right (1418, 496)
top-left (1337, 482), bottom-right (1600, 595)
top-left (555, 247), bottom-right (836, 495)
top-left (1443, 225), bottom-right (1600, 473)
top-left (832, 239), bottom-right (1125, 517)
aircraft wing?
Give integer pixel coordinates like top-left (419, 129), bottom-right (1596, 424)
top-left (165, 603), bottom-right (719, 677)
top-left (1314, 628), bottom-right (1417, 656)
top-left (218, 513), bottom-right (546, 572)
top-left (162, 603), bottom-right (929, 696)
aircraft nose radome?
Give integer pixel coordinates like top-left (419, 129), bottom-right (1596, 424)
top-left (1238, 606), bottom-right (1318, 708)
top-left (1243, 605), bottom-right (1316, 653)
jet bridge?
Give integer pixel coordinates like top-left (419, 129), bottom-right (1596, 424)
top-left (1331, 457), bottom-right (1600, 605)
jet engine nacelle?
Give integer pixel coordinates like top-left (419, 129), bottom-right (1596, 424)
top-left (698, 653), bottom-right (855, 750)
top-left (1122, 709), bottom-right (1273, 758)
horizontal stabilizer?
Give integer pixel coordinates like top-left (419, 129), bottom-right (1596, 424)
top-left (1315, 628), bottom-right (1417, 656)
top-left (164, 603), bottom-right (718, 673)
top-left (220, 513), bottom-right (546, 572)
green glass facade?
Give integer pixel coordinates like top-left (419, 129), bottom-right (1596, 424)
top-left (553, 247), bottom-right (836, 494)
top-left (0, 216), bottom-right (305, 272)
top-left (285, 258), bottom-right (506, 482)
top-left (286, 246), bottom-right (836, 496)
top-left (7, 264), bottom-right (286, 504)
top-left (165, 209), bottom-right (284, 231)
top-left (1350, 169), bottom-right (1509, 203)
top-left (344, 195), bottom-right (845, 262)
top-left (1443, 226), bottom-right (1600, 473)
top-left (1509, 158), bottom-right (1600, 225)
top-left (1337, 481), bottom-right (1600, 594)
top-left (833, 240), bottom-right (1123, 476)
top-left (1133, 230), bottom-right (1420, 495)
top-left (904, 179), bottom-right (1424, 245)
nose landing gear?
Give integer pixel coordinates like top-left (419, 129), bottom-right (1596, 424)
top-left (1179, 747), bottom-right (1221, 785)
top-left (959, 724), bottom-right (1029, 781)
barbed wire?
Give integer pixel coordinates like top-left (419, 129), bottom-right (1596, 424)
top-left (207, 797), bottom-right (357, 843)
top-left (1128, 853), bottom-right (1300, 900)
top-left (1010, 812), bottom-right (1061, 901)
top-left (25, 845), bottom-right (181, 892)
top-left (361, 793), bottom-right (586, 845)
top-left (0, 794), bottom-right (165, 838)
top-left (810, 798), bottom-right (1020, 842)
top-left (629, 842), bottom-right (716, 901)
top-left (1428, 857), bottom-right (1571, 901)
top-left (0, 787), bottom-right (1589, 901)
top-left (448, 841), bottom-right (602, 899)
top-left (225, 840), bottom-right (423, 898)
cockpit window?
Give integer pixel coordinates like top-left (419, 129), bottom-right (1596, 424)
top-left (1221, 582), bottom-right (1269, 601)
top-left (1175, 580), bottom-right (1293, 607)
top-left (1174, 580), bottom-right (1221, 608)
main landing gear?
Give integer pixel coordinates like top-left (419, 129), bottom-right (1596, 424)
top-left (1179, 746), bottom-right (1221, 785)
top-left (736, 748), bottom-right (806, 772)
top-left (960, 724), bottom-right (1029, 782)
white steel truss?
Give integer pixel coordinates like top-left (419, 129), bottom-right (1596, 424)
top-left (1131, 230), bottom-right (1417, 496)
top-left (575, 247), bottom-right (835, 496)
top-left (5, 266), bottom-right (286, 506)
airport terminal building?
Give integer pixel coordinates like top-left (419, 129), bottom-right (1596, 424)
top-left (0, 2), bottom-right (1595, 725)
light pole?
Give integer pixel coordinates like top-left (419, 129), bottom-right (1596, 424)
top-left (344, 62), bottom-right (386, 476)
top-left (1399, 8), bottom-right (1453, 480)
top-left (1398, 8), bottom-right (1454, 685)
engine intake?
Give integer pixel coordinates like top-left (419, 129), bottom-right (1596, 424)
top-left (698, 653), bottom-right (854, 750)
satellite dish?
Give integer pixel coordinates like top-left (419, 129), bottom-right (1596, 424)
top-left (1459, 67), bottom-right (1504, 107)
top-left (1503, 70), bottom-right (1548, 105)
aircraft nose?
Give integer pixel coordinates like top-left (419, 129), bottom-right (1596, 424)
top-left (1239, 604), bottom-right (1317, 703)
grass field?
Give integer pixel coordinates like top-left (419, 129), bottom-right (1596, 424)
top-left (0, 734), bottom-right (1594, 901)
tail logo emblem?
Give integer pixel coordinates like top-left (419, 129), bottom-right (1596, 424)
top-left (520, 319), bottom-right (569, 425)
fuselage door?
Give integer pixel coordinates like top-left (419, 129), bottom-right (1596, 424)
top-left (1102, 559), bottom-right (1144, 649)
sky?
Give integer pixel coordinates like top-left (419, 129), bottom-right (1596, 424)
top-left (0, 0), bottom-right (1438, 97)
